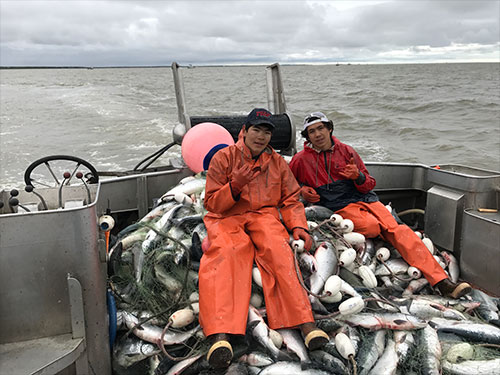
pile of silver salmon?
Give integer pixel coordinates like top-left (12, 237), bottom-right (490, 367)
top-left (108, 174), bottom-right (500, 375)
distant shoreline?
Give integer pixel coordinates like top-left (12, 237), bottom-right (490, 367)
top-left (0, 62), bottom-right (497, 70)
top-left (0, 66), bottom-right (173, 70)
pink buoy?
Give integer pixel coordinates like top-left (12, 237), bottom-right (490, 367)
top-left (181, 122), bottom-right (235, 173)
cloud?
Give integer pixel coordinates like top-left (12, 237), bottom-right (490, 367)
top-left (0, 0), bottom-right (498, 66)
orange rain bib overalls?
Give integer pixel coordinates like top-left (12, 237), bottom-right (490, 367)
top-left (199, 138), bottom-right (313, 337)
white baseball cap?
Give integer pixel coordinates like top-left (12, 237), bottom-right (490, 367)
top-left (303, 112), bottom-right (331, 130)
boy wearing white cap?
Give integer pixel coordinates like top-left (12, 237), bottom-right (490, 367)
top-left (290, 112), bottom-right (471, 299)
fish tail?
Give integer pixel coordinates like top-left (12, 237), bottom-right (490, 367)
top-left (275, 349), bottom-right (294, 362)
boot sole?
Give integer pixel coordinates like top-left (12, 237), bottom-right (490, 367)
top-left (450, 283), bottom-right (472, 299)
top-left (304, 329), bottom-right (329, 350)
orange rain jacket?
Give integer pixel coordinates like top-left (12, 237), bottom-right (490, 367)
top-left (199, 133), bottom-right (314, 337)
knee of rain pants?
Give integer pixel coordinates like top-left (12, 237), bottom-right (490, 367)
top-left (356, 201), bottom-right (448, 286)
top-left (198, 212), bottom-right (313, 337)
top-left (336, 202), bottom-right (382, 238)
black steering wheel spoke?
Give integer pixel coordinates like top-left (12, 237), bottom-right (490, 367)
top-left (44, 161), bottom-right (61, 185)
top-left (65, 162), bottom-right (83, 185)
top-left (24, 155), bottom-right (99, 188)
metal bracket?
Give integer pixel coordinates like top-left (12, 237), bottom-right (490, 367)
top-left (67, 274), bottom-right (85, 339)
top-left (137, 175), bottom-right (149, 219)
top-left (67, 274), bottom-right (89, 374)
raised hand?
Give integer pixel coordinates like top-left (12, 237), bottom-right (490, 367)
top-left (339, 157), bottom-right (360, 180)
top-left (230, 164), bottom-right (261, 195)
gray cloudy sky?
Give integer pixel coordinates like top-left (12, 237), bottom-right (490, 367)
top-left (1, 0), bottom-right (499, 66)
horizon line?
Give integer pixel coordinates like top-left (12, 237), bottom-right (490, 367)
top-left (1, 61), bottom-right (498, 69)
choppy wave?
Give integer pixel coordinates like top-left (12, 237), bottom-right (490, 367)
top-left (1, 63), bottom-right (499, 189)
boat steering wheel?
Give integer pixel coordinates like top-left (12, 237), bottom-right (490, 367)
top-left (24, 155), bottom-right (99, 188)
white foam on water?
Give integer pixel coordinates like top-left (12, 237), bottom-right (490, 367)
top-left (127, 142), bottom-right (162, 150)
top-left (351, 139), bottom-right (390, 162)
top-left (1, 64), bottom-right (499, 188)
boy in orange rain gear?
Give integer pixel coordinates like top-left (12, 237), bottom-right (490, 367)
top-left (198, 108), bottom-right (329, 369)
top-left (290, 111), bottom-right (471, 300)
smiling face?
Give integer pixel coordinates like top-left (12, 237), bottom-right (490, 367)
top-left (306, 122), bottom-right (333, 151)
top-left (243, 124), bottom-right (273, 157)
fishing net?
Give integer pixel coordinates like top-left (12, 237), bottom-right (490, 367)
top-left (108, 177), bottom-right (500, 375)
top-left (398, 334), bottom-right (500, 375)
top-left (441, 339), bottom-right (500, 362)
top-left (109, 201), bottom-right (204, 324)
top-left (398, 340), bottom-right (429, 375)
top-left (471, 345), bottom-right (500, 361)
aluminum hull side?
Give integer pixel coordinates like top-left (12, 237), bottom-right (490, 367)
top-left (0, 184), bottom-right (111, 374)
top-left (0, 162), bottom-right (498, 374)
top-left (368, 162), bottom-right (500, 294)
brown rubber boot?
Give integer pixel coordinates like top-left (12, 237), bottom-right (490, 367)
top-left (304, 329), bottom-right (330, 350)
top-left (436, 278), bottom-right (472, 299)
top-left (301, 322), bottom-right (329, 351)
top-left (207, 334), bottom-right (233, 369)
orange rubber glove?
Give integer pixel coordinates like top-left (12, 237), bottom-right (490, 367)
top-left (292, 227), bottom-right (313, 252)
top-left (339, 157), bottom-right (360, 180)
top-left (230, 164), bottom-right (261, 195)
top-left (301, 186), bottom-right (320, 203)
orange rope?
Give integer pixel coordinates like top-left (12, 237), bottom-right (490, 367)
top-left (105, 231), bottom-right (110, 254)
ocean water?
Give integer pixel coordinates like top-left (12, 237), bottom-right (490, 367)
top-left (1, 63), bottom-right (499, 188)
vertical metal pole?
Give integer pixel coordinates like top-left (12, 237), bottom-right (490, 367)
top-left (266, 63), bottom-right (296, 155)
top-left (266, 63), bottom-right (287, 114)
top-left (171, 62), bottom-right (191, 131)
